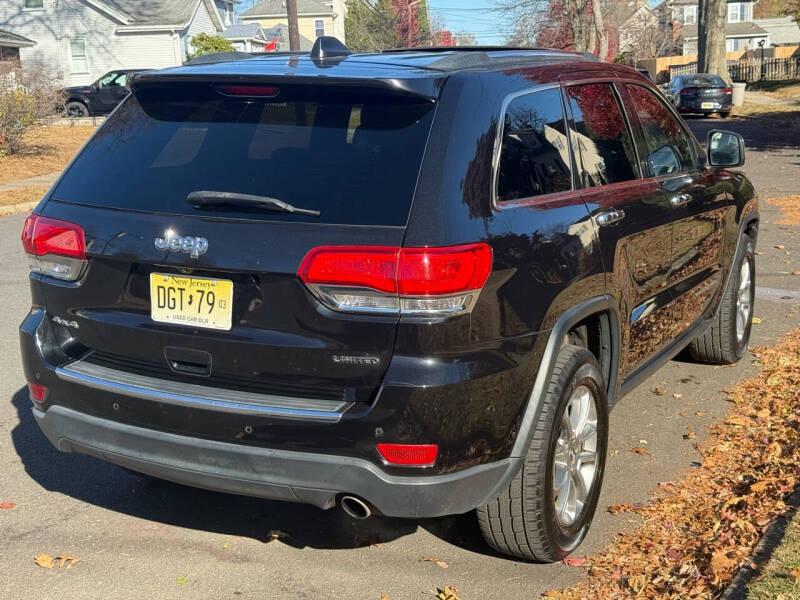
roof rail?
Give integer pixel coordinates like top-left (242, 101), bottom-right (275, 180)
top-left (382, 46), bottom-right (555, 54)
top-left (186, 51), bottom-right (255, 65)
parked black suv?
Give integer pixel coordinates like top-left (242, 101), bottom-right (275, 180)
top-left (20, 38), bottom-right (758, 562)
top-left (62, 69), bottom-right (143, 117)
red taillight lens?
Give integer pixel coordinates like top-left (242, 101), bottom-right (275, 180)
top-left (298, 246), bottom-right (399, 293)
top-left (299, 244), bottom-right (492, 296)
top-left (27, 381), bottom-right (47, 403)
top-left (377, 443), bottom-right (438, 466)
top-left (217, 85), bottom-right (280, 97)
top-left (398, 244), bottom-right (493, 296)
top-left (723, 87), bottom-right (732, 94)
top-left (21, 215), bottom-right (85, 259)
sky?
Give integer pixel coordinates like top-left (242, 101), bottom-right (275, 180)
top-left (427, 0), bottom-right (507, 45)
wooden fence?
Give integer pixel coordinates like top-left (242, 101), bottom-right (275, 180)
top-left (668, 55), bottom-right (800, 82)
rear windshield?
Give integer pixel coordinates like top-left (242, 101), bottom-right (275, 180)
top-left (685, 75), bottom-right (726, 87)
top-left (52, 83), bottom-right (436, 226)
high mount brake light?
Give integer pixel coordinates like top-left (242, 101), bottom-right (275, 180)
top-left (21, 215), bottom-right (87, 281)
top-left (298, 243), bottom-right (493, 316)
top-left (217, 85), bottom-right (280, 97)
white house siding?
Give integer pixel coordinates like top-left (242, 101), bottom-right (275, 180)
top-left (115, 32), bottom-right (182, 71)
top-left (183, 0), bottom-right (218, 60)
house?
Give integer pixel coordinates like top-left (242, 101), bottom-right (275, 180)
top-left (657, 0), bottom-right (769, 55)
top-left (753, 17), bottom-right (800, 48)
top-left (221, 23), bottom-right (271, 52)
top-left (241, 0), bottom-right (346, 44)
top-left (609, 1), bottom-right (665, 60)
top-left (0, 29), bottom-right (35, 61)
top-left (0, 0), bottom-right (240, 86)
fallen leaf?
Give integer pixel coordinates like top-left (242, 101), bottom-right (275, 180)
top-left (267, 530), bottom-right (290, 541)
top-left (753, 317), bottom-right (762, 324)
top-left (562, 556), bottom-right (585, 567)
top-left (790, 567), bottom-right (800, 581)
top-left (711, 550), bottom-right (736, 577)
top-left (652, 387), bottom-right (667, 396)
top-left (793, 270), bottom-right (800, 275)
top-left (695, 410), bottom-right (706, 417)
top-left (381, 595), bottom-right (389, 600)
top-left (0, 501), bottom-right (15, 510)
top-left (631, 446), bottom-right (650, 455)
top-left (673, 393), bottom-right (683, 399)
top-left (176, 576), bottom-right (189, 585)
top-left (684, 431), bottom-right (697, 440)
top-left (420, 557), bottom-right (448, 569)
top-left (55, 554), bottom-right (80, 569)
top-left (775, 245), bottom-right (785, 249)
top-left (34, 554), bottom-right (54, 569)
top-left (434, 585), bottom-right (461, 600)
top-left (755, 251), bottom-right (764, 255)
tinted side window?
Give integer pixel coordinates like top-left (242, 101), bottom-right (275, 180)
top-left (626, 84), bottom-right (695, 176)
top-left (496, 88), bottom-right (572, 203)
top-left (566, 83), bottom-right (638, 187)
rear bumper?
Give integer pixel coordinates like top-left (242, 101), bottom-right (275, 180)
top-left (33, 403), bottom-right (516, 518)
top-left (678, 99), bottom-right (732, 113)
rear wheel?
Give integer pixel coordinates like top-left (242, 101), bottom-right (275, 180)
top-left (477, 345), bottom-right (608, 561)
top-left (688, 233), bottom-right (755, 364)
top-left (64, 101), bottom-right (89, 118)
top-left (720, 110), bottom-right (731, 118)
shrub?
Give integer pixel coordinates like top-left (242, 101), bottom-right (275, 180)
top-left (0, 60), bottom-right (64, 155)
top-left (187, 33), bottom-right (234, 59)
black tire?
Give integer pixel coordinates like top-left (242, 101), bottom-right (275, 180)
top-left (64, 101), bottom-right (89, 118)
top-left (477, 345), bottom-right (608, 562)
top-left (720, 110), bottom-right (731, 119)
top-left (688, 233), bottom-right (755, 364)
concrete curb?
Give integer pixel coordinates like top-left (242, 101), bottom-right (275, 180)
top-left (0, 201), bottom-right (37, 216)
top-left (721, 489), bottom-right (800, 599)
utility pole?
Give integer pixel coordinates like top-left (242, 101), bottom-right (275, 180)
top-left (286, 0), bottom-right (301, 51)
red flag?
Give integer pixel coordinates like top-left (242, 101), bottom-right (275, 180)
top-left (264, 38), bottom-right (278, 51)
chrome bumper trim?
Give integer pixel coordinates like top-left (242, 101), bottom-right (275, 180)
top-left (56, 359), bottom-right (351, 422)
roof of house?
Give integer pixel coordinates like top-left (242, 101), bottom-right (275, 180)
top-left (754, 17), bottom-right (800, 45)
top-left (262, 24), bottom-right (315, 50)
top-left (95, 0), bottom-right (222, 29)
top-left (681, 21), bottom-right (768, 39)
top-left (667, 0), bottom-right (748, 5)
top-left (221, 23), bottom-right (268, 41)
top-left (0, 29), bottom-right (36, 48)
top-left (242, 0), bottom-right (333, 18)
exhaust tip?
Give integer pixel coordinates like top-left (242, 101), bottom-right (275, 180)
top-left (340, 495), bottom-right (372, 520)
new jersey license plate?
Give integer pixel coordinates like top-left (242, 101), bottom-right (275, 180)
top-left (701, 102), bottom-right (714, 109)
top-left (150, 273), bottom-right (233, 330)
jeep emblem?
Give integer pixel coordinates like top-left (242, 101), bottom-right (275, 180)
top-left (154, 229), bottom-right (208, 259)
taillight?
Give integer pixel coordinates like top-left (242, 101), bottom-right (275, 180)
top-left (377, 443), bottom-right (438, 466)
top-left (723, 87), bottom-right (732, 94)
top-left (217, 85), bottom-right (280, 97)
top-left (298, 243), bottom-right (493, 315)
top-left (679, 87), bottom-right (695, 95)
top-left (21, 214), bottom-right (87, 281)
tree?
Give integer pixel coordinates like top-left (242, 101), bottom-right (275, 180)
top-left (454, 31), bottom-right (478, 46)
top-left (754, 0), bottom-right (800, 22)
top-left (698, 0), bottom-right (728, 82)
top-left (0, 61), bottom-right (64, 155)
top-left (501, 0), bottom-right (611, 61)
top-left (187, 33), bottom-right (234, 59)
top-left (345, 0), bottom-right (401, 51)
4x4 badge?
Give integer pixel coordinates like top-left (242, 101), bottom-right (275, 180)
top-left (155, 229), bottom-right (208, 259)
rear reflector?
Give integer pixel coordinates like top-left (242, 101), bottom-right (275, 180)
top-left (298, 243), bottom-right (492, 316)
top-left (21, 215), bottom-right (87, 281)
top-left (27, 381), bottom-right (47, 403)
top-left (377, 443), bottom-right (438, 466)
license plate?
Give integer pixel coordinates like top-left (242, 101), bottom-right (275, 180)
top-left (150, 273), bottom-right (233, 330)
top-left (701, 102), bottom-right (714, 109)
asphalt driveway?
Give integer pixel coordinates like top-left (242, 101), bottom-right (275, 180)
top-left (1, 117), bottom-right (799, 600)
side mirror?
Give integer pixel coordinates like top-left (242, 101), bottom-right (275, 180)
top-left (707, 130), bottom-right (745, 168)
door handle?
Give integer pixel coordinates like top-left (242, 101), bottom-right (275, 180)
top-left (669, 193), bottom-right (692, 207)
top-left (595, 208), bottom-right (625, 227)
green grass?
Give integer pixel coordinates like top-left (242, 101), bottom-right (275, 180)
top-left (746, 510), bottom-right (800, 599)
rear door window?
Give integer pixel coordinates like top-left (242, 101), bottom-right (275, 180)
top-left (565, 83), bottom-right (639, 187)
top-left (496, 88), bottom-right (572, 203)
top-left (51, 83), bottom-right (436, 226)
top-left (624, 84), bottom-right (696, 177)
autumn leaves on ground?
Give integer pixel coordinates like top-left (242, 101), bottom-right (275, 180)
top-left (545, 330), bottom-right (800, 600)
top-left (0, 125), bottom-right (95, 208)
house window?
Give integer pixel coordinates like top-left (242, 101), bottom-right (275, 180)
top-left (23, 0), bottom-right (44, 9)
top-left (69, 38), bottom-right (88, 74)
top-left (685, 6), bottom-right (696, 25)
top-left (728, 3), bottom-right (746, 23)
top-left (314, 19), bottom-right (325, 38)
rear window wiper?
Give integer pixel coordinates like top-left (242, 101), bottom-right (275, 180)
top-left (187, 191), bottom-right (321, 217)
